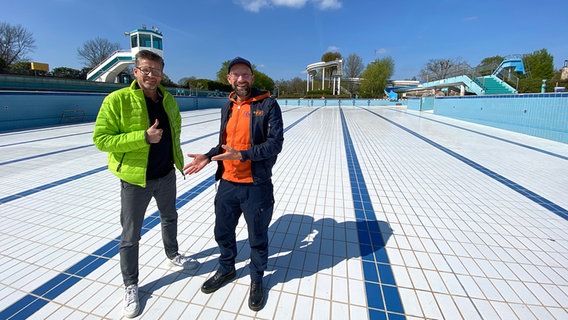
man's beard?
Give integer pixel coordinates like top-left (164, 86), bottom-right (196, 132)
top-left (235, 85), bottom-right (251, 98)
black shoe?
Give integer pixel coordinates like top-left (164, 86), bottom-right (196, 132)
top-left (248, 281), bottom-right (264, 311)
top-left (201, 270), bottom-right (236, 294)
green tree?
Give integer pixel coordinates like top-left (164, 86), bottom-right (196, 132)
top-left (207, 80), bottom-right (232, 92)
top-left (8, 61), bottom-right (31, 75)
top-left (321, 51), bottom-right (341, 62)
top-left (359, 57), bottom-right (394, 98)
top-left (0, 22), bottom-right (36, 67)
top-left (216, 60), bottom-right (232, 83)
top-left (316, 52), bottom-right (343, 92)
top-left (518, 48), bottom-right (554, 93)
top-left (252, 71), bottom-right (275, 92)
top-left (476, 55), bottom-right (504, 75)
top-left (274, 77), bottom-right (308, 98)
top-left (160, 74), bottom-right (177, 87)
top-left (0, 57), bottom-right (7, 71)
top-left (216, 60), bottom-right (274, 92)
top-left (180, 76), bottom-right (232, 92)
top-left (52, 67), bottom-right (83, 79)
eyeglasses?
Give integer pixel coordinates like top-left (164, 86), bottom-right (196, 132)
top-left (136, 66), bottom-right (163, 77)
top-left (229, 72), bottom-right (252, 79)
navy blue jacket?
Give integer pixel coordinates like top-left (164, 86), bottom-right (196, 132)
top-left (205, 88), bottom-right (284, 184)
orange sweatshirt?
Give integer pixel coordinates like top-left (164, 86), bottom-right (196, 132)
top-left (221, 98), bottom-right (253, 183)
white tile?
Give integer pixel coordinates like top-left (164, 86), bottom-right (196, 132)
top-left (507, 280), bottom-right (541, 305)
top-left (274, 292), bottom-right (297, 320)
top-left (489, 278), bottom-right (522, 303)
top-left (314, 273), bottom-right (332, 300)
top-left (397, 287), bottom-right (422, 318)
top-left (347, 279), bottom-right (366, 307)
top-left (439, 272), bottom-right (467, 296)
top-left (2, 106), bottom-right (568, 320)
top-left (508, 303), bottom-right (539, 320)
top-left (407, 268), bottom-right (429, 291)
top-left (416, 290), bottom-right (442, 320)
top-left (433, 293), bottom-right (461, 320)
top-left (312, 299), bottom-right (331, 320)
top-left (423, 269), bottom-right (448, 294)
top-left (525, 282), bottom-right (561, 307)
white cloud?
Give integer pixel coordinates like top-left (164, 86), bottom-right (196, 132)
top-left (234, 0), bottom-right (341, 12)
top-left (237, 0), bottom-right (269, 12)
top-left (375, 48), bottom-right (387, 55)
top-left (327, 46), bottom-right (340, 53)
top-left (316, 0), bottom-right (342, 10)
top-left (273, 0), bottom-right (308, 8)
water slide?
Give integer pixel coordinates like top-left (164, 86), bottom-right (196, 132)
top-left (418, 57), bottom-right (526, 95)
top-left (492, 56), bottom-right (525, 76)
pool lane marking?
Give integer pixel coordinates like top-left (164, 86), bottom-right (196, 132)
top-left (0, 107), bottom-right (318, 319)
top-left (339, 107), bottom-right (406, 319)
top-left (364, 107), bottom-right (568, 220)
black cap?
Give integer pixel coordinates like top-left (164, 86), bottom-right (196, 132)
top-left (228, 57), bottom-right (252, 73)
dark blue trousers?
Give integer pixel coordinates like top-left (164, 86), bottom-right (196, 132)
top-left (214, 179), bottom-right (274, 282)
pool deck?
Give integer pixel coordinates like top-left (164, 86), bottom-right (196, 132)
top-left (1, 105), bottom-right (567, 319)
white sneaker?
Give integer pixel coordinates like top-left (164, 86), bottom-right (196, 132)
top-left (123, 284), bottom-right (140, 318)
top-left (169, 254), bottom-right (199, 270)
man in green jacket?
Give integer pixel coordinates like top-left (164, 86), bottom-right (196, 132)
top-left (93, 50), bottom-right (198, 318)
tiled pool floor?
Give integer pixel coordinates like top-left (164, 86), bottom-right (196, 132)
top-left (1, 106), bottom-right (567, 319)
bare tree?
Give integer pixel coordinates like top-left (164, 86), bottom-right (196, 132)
top-left (77, 37), bottom-right (120, 68)
top-left (0, 22), bottom-right (36, 68)
top-left (343, 53), bottom-right (364, 79)
top-left (343, 53), bottom-right (364, 94)
top-left (289, 77), bottom-right (306, 94)
top-left (418, 58), bottom-right (469, 82)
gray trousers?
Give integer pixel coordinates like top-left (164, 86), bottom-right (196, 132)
top-left (119, 169), bottom-right (179, 286)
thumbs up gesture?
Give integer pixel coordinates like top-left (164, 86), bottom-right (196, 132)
top-left (145, 119), bottom-right (163, 144)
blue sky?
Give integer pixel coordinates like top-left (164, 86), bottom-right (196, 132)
top-left (2, 0), bottom-right (567, 83)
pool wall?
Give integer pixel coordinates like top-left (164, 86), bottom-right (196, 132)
top-left (407, 93), bottom-right (568, 143)
top-left (0, 91), bottom-right (226, 132)
top-left (2, 90), bottom-right (567, 144)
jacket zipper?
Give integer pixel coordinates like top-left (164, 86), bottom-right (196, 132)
top-left (117, 153), bottom-right (126, 172)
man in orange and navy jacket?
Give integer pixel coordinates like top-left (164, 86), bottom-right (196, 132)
top-left (183, 57), bottom-right (284, 312)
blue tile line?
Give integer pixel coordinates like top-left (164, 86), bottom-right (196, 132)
top-left (0, 167), bottom-right (108, 204)
top-left (0, 115), bottom-right (219, 148)
top-left (364, 108), bottom-right (568, 221)
top-left (0, 108), bottom-right (297, 165)
top-left (0, 145), bottom-right (92, 166)
top-left (0, 132), bottom-right (92, 148)
top-left (339, 107), bottom-right (406, 320)
top-left (0, 132), bottom-right (224, 205)
top-left (387, 107), bottom-right (568, 161)
top-left (0, 107), bottom-right (312, 205)
top-left (0, 176), bottom-right (216, 320)
top-left (0, 120), bottom-right (221, 167)
top-left (0, 107), bottom-right (318, 319)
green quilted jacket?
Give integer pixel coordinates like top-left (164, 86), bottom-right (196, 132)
top-left (93, 80), bottom-right (184, 187)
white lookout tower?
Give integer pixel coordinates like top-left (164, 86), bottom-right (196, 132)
top-left (86, 25), bottom-right (163, 83)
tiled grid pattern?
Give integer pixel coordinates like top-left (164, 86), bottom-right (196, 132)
top-left (0, 106), bottom-right (567, 320)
